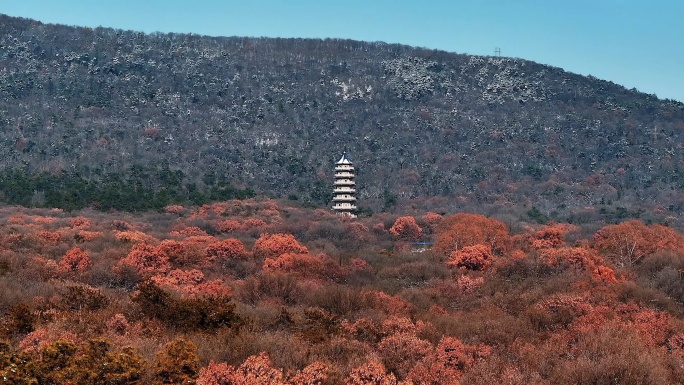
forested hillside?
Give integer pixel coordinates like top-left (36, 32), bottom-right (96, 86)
top-left (0, 14), bottom-right (683, 227)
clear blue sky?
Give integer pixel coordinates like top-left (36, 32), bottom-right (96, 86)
top-left (2, 0), bottom-right (683, 102)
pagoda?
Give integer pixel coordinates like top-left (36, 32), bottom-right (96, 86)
top-left (332, 153), bottom-right (357, 217)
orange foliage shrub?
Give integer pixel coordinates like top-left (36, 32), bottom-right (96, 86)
top-left (539, 246), bottom-right (601, 269)
top-left (164, 204), bottom-right (185, 214)
top-left (380, 317), bottom-right (422, 336)
top-left (593, 220), bottom-right (684, 266)
top-left (591, 265), bottom-right (618, 284)
top-left (346, 222), bottom-right (375, 243)
top-left (116, 244), bottom-right (171, 276)
top-left (408, 337), bottom-right (491, 384)
top-left (75, 230), bottom-right (103, 242)
top-left (288, 361), bottom-right (330, 385)
top-left (184, 235), bottom-right (219, 246)
top-left (57, 247), bottom-right (92, 273)
top-left (32, 216), bottom-right (58, 225)
top-left (158, 239), bottom-right (201, 266)
top-left (244, 218), bottom-right (269, 229)
top-left (182, 279), bottom-right (233, 299)
top-left (6, 214), bottom-right (27, 224)
top-left (27, 256), bottom-right (58, 280)
top-left (206, 238), bottom-right (249, 261)
top-left (68, 216), bottom-right (92, 229)
top-left (530, 223), bottom-right (577, 249)
top-left (170, 226), bottom-right (209, 237)
top-left (389, 216), bottom-right (423, 242)
top-left (18, 328), bottom-right (79, 355)
top-left (350, 258), bottom-right (369, 272)
top-left (378, 332), bottom-right (433, 378)
top-left (421, 211), bottom-right (443, 230)
top-left (38, 230), bottom-right (62, 244)
top-left (340, 318), bottom-right (383, 344)
top-left (538, 246), bottom-right (618, 283)
top-left (114, 230), bottom-right (157, 244)
top-left (196, 352), bottom-right (332, 385)
top-left (668, 334), bottom-right (684, 359)
top-left (198, 361), bottom-right (233, 385)
top-left (214, 219), bottom-right (245, 233)
top-left (222, 353), bottom-right (285, 384)
top-left (152, 269), bottom-right (205, 286)
top-left (150, 269), bottom-right (232, 299)
top-left (629, 309), bottom-right (671, 346)
top-left (345, 360), bottom-right (400, 385)
top-left (447, 244), bottom-right (494, 271)
top-left (456, 275), bottom-right (485, 293)
top-left (368, 291), bottom-right (414, 316)
top-left (253, 233), bottom-right (308, 259)
top-left (530, 294), bottom-right (594, 332)
top-left (262, 252), bottom-right (339, 280)
top-left (434, 213), bottom-right (510, 256)
top-left (106, 313), bottom-right (130, 336)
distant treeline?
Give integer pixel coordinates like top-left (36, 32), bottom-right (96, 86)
top-left (0, 165), bottom-right (255, 211)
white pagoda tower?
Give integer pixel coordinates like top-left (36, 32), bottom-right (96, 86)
top-left (332, 152), bottom-right (357, 217)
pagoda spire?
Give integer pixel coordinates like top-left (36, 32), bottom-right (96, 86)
top-left (332, 153), bottom-right (356, 217)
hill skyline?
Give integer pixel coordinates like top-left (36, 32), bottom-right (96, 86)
top-left (2, 1), bottom-right (683, 103)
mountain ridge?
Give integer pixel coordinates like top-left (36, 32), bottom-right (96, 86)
top-left (0, 14), bottom-right (682, 227)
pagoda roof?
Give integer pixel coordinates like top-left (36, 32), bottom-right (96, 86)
top-left (336, 152), bottom-right (353, 165)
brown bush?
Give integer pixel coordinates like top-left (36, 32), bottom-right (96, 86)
top-left (152, 338), bottom-right (200, 385)
top-left (132, 280), bottom-right (239, 331)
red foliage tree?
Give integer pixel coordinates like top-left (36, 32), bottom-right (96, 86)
top-left (253, 233), bottom-right (308, 259)
top-left (591, 265), bottom-right (618, 284)
top-left (421, 212), bottom-right (443, 231)
top-left (447, 244), bottom-right (494, 271)
top-left (593, 220), bottom-right (684, 266)
top-left (68, 216), bottom-right (92, 229)
top-left (288, 361), bottom-right (329, 385)
top-left (530, 223), bottom-right (577, 250)
top-left (378, 332), bottom-right (432, 379)
top-left (198, 353), bottom-right (284, 385)
top-left (117, 244), bottom-right (171, 277)
top-left (434, 213), bottom-right (510, 256)
top-left (389, 216), bottom-right (423, 242)
top-left (170, 226), bottom-right (209, 237)
top-left (152, 269), bottom-right (205, 287)
top-left (57, 247), bottom-right (92, 273)
top-left (539, 246), bottom-right (602, 270)
top-left (206, 238), bottom-right (249, 262)
top-left (408, 337), bottom-right (491, 384)
top-left (244, 218), bottom-right (269, 230)
top-left (456, 275), bottom-right (485, 293)
top-left (345, 360), bottom-right (399, 385)
top-left (158, 239), bottom-right (201, 266)
top-left (368, 292), bottom-right (414, 316)
top-left (197, 355), bottom-right (328, 385)
top-left (214, 219), bottom-right (244, 233)
top-left (197, 361), bottom-right (232, 385)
